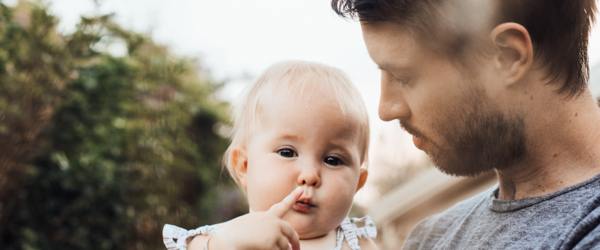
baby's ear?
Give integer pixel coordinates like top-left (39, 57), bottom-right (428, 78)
top-left (356, 168), bottom-right (368, 192)
top-left (231, 146), bottom-right (249, 188)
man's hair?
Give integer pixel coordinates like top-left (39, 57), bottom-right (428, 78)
top-left (332, 0), bottom-right (597, 97)
top-left (223, 60), bottom-right (370, 187)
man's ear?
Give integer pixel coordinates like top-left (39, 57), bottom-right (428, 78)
top-left (490, 22), bottom-right (533, 85)
top-left (231, 146), bottom-right (249, 188)
top-left (356, 168), bottom-right (368, 192)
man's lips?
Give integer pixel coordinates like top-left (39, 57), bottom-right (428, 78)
top-left (413, 135), bottom-right (427, 150)
top-left (400, 121), bottom-right (429, 150)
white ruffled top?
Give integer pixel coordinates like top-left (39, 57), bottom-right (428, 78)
top-left (163, 215), bottom-right (377, 250)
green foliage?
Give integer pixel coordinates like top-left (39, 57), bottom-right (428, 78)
top-left (0, 2), bottom-right (247, 249)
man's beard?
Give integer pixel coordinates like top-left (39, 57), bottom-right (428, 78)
top-left (401, 87), bottom-right (527, 177)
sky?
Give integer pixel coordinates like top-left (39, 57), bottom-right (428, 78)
top-left (41, 0), bottom-right (381, 103)
top-left (9, 0), bottom-right (600, 205)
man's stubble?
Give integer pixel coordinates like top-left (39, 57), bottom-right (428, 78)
top-left (401, 86), bottom-right (527, 177)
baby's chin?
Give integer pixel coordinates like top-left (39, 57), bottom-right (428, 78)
top-left (291, 220), bottom-right (338, 240)
top-left (297, 228), bottom-right (333, 240)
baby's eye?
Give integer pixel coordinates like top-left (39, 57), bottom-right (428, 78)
top-left (324, 156), bottom-right (342, 166)
top-left (278, 148), bottom-right (297, 158)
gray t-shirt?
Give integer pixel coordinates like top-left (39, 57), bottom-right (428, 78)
top-left (403, 173), bottom-right (600, 250)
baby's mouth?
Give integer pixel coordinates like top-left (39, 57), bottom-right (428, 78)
top-left (293, 198), bottom-right (315, 212)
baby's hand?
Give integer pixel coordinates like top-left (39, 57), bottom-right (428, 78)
top-left (190, 187), bottom-right (304, 250)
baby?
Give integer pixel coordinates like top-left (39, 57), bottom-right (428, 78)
top-left (163, 61), bottom-right (377, 250)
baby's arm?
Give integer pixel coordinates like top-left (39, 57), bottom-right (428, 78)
top-left (357, 237), bottom-right (378, 250)
top-left (187, 234), bottom-right (213, 250)
top-left (187, 187), bottom-right (303, 250)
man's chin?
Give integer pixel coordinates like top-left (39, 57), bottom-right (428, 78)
top-left (434, 164), bottom-right (493, 177)
top-left (427, 148), bottom-right (495, 177)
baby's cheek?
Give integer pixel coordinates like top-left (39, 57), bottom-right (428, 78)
top-left (322, 193), bottom-right (355, 232)
top-left (247, 171), bottom-right (295, 212)
top-left (326, 181), bottom-right (356, 216)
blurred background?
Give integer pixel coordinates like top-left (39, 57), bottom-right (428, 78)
top-left (0, 0), bottom-right (598, 249)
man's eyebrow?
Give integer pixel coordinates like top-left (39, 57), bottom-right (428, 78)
top-left (377, 63), bottom-right (409, 73)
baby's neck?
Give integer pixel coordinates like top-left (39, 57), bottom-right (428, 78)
top-left (299, 229), bottom-right (338, 250)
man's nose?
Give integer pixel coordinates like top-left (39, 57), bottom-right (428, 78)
top-left (378, 71), bottom-right (411, 121)
top-left (297, 163), bottom-right (321, 188)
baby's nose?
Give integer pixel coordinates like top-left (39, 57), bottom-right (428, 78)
top-left (301, 179), bottom-right (317, 186)
top-left (297, 165), bottom-right (321, 188)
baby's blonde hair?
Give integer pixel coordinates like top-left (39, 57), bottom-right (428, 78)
top-left (223, 60), bottom-right (370, 187)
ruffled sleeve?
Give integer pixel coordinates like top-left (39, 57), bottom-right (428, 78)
top-left (339, 216), bottom-right (378, 250)
top-left (162, 224), bottom-right (222, 250)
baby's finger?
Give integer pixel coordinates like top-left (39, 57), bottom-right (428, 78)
top-left (277, 236), bottom-right (290, 250)
top-left (268, 186), bottom-right (303, 218)
top-left (281, 222), bottom-right (301, 250)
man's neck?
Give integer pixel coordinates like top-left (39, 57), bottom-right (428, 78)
top-left (496, 90), bottom-right (600, 200)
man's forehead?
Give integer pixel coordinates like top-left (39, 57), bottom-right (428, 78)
top-left (361, 21), bottom-right (421, 70)
top-left (361, 20), bottom-right (405, 35)
top-left (362, 21), bottom-right (415, 49)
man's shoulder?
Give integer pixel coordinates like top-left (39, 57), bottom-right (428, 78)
top-left (403, 174), bottom-right (600, 250)
top-left (428, 185), bottom-right (493, 223)
top-left (403, 186), bottom-right (494, 249)
top-left (443, 186), bottom-right (492, 214)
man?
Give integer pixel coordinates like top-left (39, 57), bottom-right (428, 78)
top-left (332, 0), bottom-right (600, 249)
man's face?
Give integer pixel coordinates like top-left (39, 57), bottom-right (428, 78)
top-left (362, 21), bottom-right (527, 176)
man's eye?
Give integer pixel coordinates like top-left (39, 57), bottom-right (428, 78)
top-left (392, 76), bottom-right (407, 86)
top-left (278, 149), bottom-right (297, 158)
top-left (324, 156), bottom-right (342, 166)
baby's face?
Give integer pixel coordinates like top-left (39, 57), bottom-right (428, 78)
top-left (238, 87), bottom-right (366, 239)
